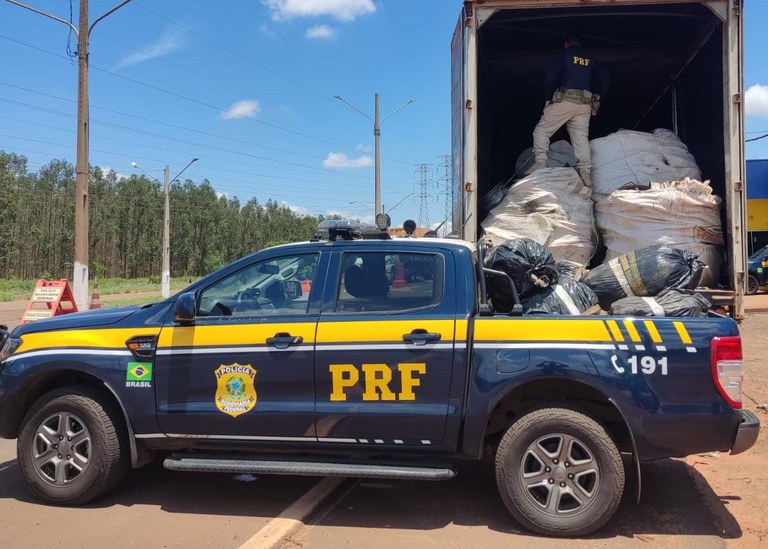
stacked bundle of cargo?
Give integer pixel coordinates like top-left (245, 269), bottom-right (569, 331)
top-left (484, 238), bottom-right (600, 315)
top-left (590, 129), bottom-right (724, 287)
top-left (481, 167), bottom-right (596, 265)
top-left (484, 240), bottom-right (712, 317)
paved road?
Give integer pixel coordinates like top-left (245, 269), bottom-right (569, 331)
top-left (0, 438), bottom-right (318, 549)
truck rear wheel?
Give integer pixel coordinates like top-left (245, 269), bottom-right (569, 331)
top-left (17, 386), bottom-right (129, 505)
top-left (495, 407), bottom-right (624, 537)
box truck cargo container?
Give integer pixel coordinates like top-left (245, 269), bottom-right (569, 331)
top-left (451, 0), bottom-right (747, 317)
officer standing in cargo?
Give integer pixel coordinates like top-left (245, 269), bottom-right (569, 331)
top-left (529, 33), bottom-right (609, 187)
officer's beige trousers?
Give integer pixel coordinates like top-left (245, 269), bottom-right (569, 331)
top-left (532, 101), bottom-right (592, 172)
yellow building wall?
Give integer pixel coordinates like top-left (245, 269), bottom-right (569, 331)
top-left (747, 199), bottom-right (768, 231)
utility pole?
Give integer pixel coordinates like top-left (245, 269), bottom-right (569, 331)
top-left (4, 0), bottom-right (134, 310)
top-left (335, 94), bottom-right (415, 216)
top-left (74, 0), bottom-right (89, 311)
top-left (162, 165), bottom-right (171, 298)
top-left (374, 93), bottom-right (381, 217)
top-left (132, 158), bottom-right (197, 298)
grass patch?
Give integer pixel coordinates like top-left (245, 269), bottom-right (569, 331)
top-left (100, 296), bottom-right (163, 308)
top-left (0, 277), bottom-right (199, 300)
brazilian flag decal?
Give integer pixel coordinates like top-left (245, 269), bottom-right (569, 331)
top-left (126, 362), bottom-right (152, 382)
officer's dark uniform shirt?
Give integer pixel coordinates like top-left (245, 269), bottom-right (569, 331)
top-left (544, 46), bottom-right (610, 101)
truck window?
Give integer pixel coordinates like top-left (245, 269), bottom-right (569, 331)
top-left (197, 253), bottom-right (319, 317)
top-left (335, 252), bottom-right (443, 313)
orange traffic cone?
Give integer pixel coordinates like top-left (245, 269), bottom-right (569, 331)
top-left (391, 262), bottom-right (407, 289)
top-left (90, 278), bottom-right (101, 310)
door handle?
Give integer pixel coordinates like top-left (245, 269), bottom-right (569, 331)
top-left (403, 329), bottom-right (441, 346)
top-left (266, 332), bottom-right (304, 350)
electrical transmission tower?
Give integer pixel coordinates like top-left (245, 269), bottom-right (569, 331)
top-left (415, 163), bottom-right (430, 228)
top-left (437, 154), bottom-right (453, 235)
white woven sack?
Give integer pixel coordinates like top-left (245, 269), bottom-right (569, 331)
top-left (481, 168), bottom-right (595, 265)
top-left (591, 129), bottom-right (702, 202)
top-left (596, 178), bottom-right (724, 286)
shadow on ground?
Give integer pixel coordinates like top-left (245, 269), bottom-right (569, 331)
top-left (0, 455), bottom-right (742, 540)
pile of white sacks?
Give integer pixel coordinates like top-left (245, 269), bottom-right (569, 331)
top-left (483, 129), bottom-right (724, 288)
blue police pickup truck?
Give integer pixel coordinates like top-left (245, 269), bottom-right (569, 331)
top-left (0, 223), bottom-right (759, 537)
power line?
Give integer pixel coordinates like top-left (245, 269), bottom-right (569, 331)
top-left (747, 133), bottom-right (768, 143)
top-left (0, 32), bottom-right (419, 169)
top-left (0, 32), bottom-right (364, 153)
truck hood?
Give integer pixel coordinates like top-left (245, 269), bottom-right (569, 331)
top-left (11, 305), bottom-right (144, 336)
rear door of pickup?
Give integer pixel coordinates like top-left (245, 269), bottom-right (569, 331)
top-left (313, 245), bottom-right (458, 447)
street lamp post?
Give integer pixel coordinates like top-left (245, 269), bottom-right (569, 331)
top-left (334, 94), bottom-right (415, 216)
top-left (131, 158), bottom-right (198, 298)
top-left (4, 0), bottom-right (135, 310)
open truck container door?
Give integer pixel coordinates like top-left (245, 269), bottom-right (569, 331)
top-left (453, 0), bottom-right (747, 318)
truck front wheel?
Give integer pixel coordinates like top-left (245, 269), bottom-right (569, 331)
top-left (17, 386), bottom-right (129, 505)
top-left (495, 407), bottom-right (625, 537)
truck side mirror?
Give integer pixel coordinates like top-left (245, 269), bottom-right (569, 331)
top-left (174, 292), bottom-right (197, 323)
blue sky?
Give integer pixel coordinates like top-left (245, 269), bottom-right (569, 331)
top-left (0, 0), bottom-right (766, 229)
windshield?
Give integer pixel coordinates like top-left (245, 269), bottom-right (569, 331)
top-left (749, 247), bottom-right (768, 261)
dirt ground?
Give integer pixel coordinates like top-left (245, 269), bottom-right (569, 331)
top-left (685, 310), bottom-right (768, 548)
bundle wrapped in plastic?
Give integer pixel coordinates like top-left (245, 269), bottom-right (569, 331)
top-left (581, 245), bottom-right (705, 310)
top-left (610, 289), bottom-right (711, 317)
top-left (596, 178), bottom-right (723, 287)
top-left (515, 140), bottom-right (578, 174)
top-left (557, 260), bottom-right (585, 281)
top-left (523, 277), bottom-right (599, 316)
top-left (484, 239), bottom-right (559, 311)
top-left (481, 168), bottom-right (595, 265)
top-left (590, 129), bottom-right (702, 202)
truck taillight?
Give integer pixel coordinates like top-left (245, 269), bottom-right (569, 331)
top-left (710, 336), bottom-right (743, 409)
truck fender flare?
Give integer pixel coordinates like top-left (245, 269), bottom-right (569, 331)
top-left (101, 380), bottom-right (150, 469)
top-left (609, 396), bottom-right (642, 503)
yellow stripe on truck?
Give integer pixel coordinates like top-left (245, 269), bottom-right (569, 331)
top-left (644, 320), bottom-right (663, 344)
top-left (474, 318), bottom-right (612, 342)
top-left (605, 320), bottom-right (624, 342)
top-left (673, 321), bottom-right (693, 345)
top-left (622, 320), bottom-right (642, 343)
top-left (158, 323), bottom-right (317, 347)
top-left (17, 327), bottom-right (161, 354)
top-left (316, 319), bottom-right (456, 344)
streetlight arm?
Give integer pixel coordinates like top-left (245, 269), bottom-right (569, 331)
top-left (335, 95), bottom-right (373, 122)
top-left (3, 0), bottom-right (78, 34)
top-left (89, 0), bottom-right (133, 37)
top-left (382, 99), bottom-right (415, 124)
top-left (130, 163), bottom-right (160, 183)
top-left (170, 158), bottom-right (198, 183)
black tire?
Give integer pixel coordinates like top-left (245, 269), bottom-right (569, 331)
top-left (747, 274), bottom-right (759, 295)
top-left (495, 407), bottom-right (624, 537)
top-left (17, 386), bottom-right (129, 505)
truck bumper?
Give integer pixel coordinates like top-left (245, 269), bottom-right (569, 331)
top-left (731, 409), bottom-right (760, 455)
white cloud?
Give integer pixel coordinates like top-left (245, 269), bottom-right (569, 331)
top-left (306, 24), bottom-right (337, 39)
top-left (216, 191), bottom-right (229, 200)
top-left (281, 202), bottom-right (315, 217)
top-left (114, 27), bottom-right (187, 70)
top-left (263, 0), bottom-right (376, 22)
top-left (746, 84), bottom-right (768, 117)
top-left (220, 100), bottom-right (261, 120)
top-left (98, 166), bottom-right (129, 181)
top-left (355, 143), bottom-right (373, 153)
top-left (322, 152), bottom-right (373, 168)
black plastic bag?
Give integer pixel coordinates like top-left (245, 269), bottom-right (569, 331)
top-left (523, 277), bottom-right (599, 315)
top-left (610, 289), bottom-right (711, 317)
top-left (581, 245), bottom-right (705, 310)
top-left (484, 238), bottom-right (559, 299)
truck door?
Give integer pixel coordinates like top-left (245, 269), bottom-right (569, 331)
top-left (314, 248), bottom-right (457, 447)
top-left (154, 251), bottom-right (325, 441)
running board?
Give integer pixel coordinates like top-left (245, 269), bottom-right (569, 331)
top-left (163, 454), bottom-right (456, 481)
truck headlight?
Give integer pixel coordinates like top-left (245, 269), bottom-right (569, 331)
top-left (0, 336), bottom-right (23, 364)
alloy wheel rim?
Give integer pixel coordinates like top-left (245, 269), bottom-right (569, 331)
top-left (32, 412), bottom-right (92, 486)
top-left (519, 432), bottom-right (600, 516)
